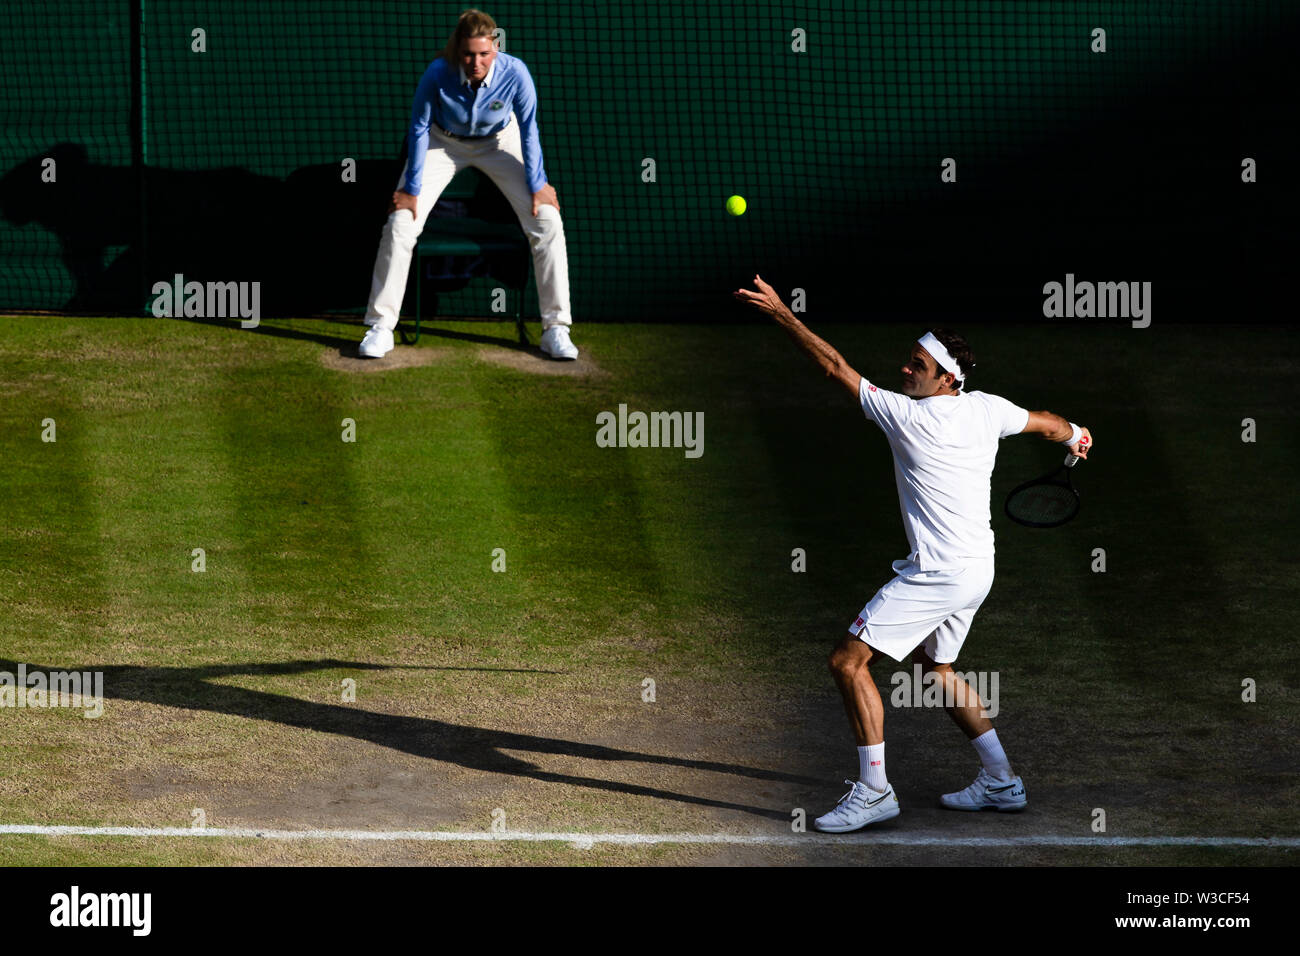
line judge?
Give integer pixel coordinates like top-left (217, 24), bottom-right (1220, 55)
top-left (359, 8), bottom-right (577, 360)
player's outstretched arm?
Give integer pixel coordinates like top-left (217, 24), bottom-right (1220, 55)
top-left (732, 274), bottom-right (861, 399)
top-left (1023, 410), bottom-right (1093, 459)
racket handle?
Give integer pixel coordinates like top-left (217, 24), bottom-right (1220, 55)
top-left (1064, 435), bottom-right (1090, 467)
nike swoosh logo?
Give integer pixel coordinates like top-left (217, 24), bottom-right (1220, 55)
top-left (986, 783), bottom-right (1018, 794)
top-left (865, 790), bottom-right (893, 807)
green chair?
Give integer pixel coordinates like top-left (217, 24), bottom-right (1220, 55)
top-left (411, 168), bottom-right (531, 344)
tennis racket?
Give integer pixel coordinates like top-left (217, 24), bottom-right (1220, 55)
top-left (1005, 439), bottom-right (1089, 528)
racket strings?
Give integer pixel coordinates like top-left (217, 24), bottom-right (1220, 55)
top-left (1006, 482), bottom-right (1078, 526)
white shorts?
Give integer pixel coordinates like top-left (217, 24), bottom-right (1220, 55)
top-left (847, 558), bottom-right (995, 664)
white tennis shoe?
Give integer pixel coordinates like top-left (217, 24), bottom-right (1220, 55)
top-left (940, 768), bottom-right (1028, 812)
top-left (539, 325), bottom-right (579, 360)
top-left (358, 326), bottom-right (394, 358)
top-left (813, 779), bottom-right (900, 833)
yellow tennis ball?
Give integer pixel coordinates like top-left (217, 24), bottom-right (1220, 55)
top-left (725, 195), bottom-right (747, 216)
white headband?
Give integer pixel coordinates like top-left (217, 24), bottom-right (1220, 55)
top-left (917, 332), bottom-right (965, 383)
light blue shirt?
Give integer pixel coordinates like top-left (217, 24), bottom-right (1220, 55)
top-left (403, 51), bottom-right (548, 196)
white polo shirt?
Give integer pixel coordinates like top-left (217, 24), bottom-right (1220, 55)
top-left (859, 377), bottom-right (1030, 570)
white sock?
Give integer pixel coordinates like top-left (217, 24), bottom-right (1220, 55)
top-left (971, 729), bottom-right (1013, 782)
top-left (858, 743), bottom-right (887, 791)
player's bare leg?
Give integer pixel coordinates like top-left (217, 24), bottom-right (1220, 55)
top-left (913, 648), bottom-right (1028, 812)
top-left (829, 633), bottom-right (885, 746)
top-left (913, 648), bottom-right (995, 741)
top-left (813, 634), bottom-right (900, 832)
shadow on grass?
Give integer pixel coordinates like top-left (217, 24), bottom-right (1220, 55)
top-left (4, 657), bottom-right (809, 821)
top-left (165, 314), bottom-right (534, 358)
top-left (393, 325), bottom-right (535, 353)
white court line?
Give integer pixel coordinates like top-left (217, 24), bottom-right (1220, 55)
top-left (1, 825), bottom-right (1297, 848)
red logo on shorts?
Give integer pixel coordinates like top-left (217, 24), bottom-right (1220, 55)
top-left (868, 385), bottom-right (877, 392)
top-left (854, 617), bottom-right (865, 627)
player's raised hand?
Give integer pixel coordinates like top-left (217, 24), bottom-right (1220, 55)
top-left (732, 274), bottom-right (794, 321)
top-left (388, 190), bottom-right (418, 220)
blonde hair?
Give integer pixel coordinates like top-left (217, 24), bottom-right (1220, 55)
top-left (440, 9), bottom-right (499, 65)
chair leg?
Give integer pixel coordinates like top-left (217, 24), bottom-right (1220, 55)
top-left (515, 286), bottom-right (526, 344)
top-left (414, 253), bottom-right (422, 344)
top-left (516, 261), bottom-right (532, 345)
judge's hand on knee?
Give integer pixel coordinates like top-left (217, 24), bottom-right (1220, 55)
top-left (531, 184), bottom-right (559, 216)
top-left (388, 190), bottom-right (418, 220)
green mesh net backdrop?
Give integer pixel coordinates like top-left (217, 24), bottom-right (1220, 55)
top-left (0, 2), bottom-right (1292, 322)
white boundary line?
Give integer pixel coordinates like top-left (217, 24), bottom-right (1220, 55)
top-left (1, 825), bottom-right (1297, 849)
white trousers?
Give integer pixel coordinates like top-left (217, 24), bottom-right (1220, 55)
top-left (363, 117), bottom-right (572, 331)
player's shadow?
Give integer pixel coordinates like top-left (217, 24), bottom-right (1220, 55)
top-left (4, 657), bottom-right (807, 821)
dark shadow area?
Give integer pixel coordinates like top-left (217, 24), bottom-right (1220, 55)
top-left (394, 324), bottom-right (536, 353)
top-left (756, 27), bottom-right (1298, 326)
top-left (166, 313), bottom-right (361, 350)
top-left (0, 145), bottom-right (529, 318)
top-left (159, 313), bottom-right (533, 358)
top-left (4, 657), bottom-right (811, 820)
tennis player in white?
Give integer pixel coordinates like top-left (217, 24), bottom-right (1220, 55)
top-left (734, 275), bottom-right (1093, 833)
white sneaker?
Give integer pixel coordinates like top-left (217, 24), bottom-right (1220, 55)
top-left (940, 768), bottom-right (1028, 812)
top-left (813, 780), bottom-right (900, 833)
top-left (539, 325), bottom-right (579, 360)
top-left (358, 326), bottom-right (394, 359)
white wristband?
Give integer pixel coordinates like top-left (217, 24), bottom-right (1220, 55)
top-left (1062, 422), bottom-right (1082, 446)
